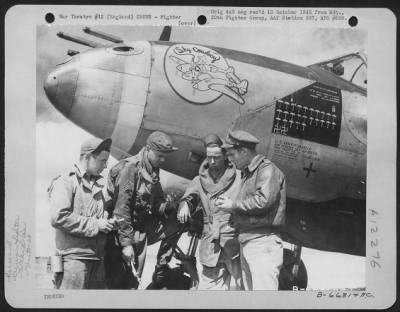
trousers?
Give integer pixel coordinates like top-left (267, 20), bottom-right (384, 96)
top-left (53, 258), bottom-right (105, 289)
top-left (104, 211), bottom-right (182, 289)
top-left (240, 234), bottom-right (283, 290)
top-left (199, 247), bottom-right (243, 290)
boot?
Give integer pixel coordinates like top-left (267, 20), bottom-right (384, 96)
top-left (149, 264), bottom-right (170, 289)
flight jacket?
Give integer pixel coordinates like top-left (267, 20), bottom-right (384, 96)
top-left (182, 160), bottom-right (242, 267)
top-left (106, 148), bottom-right (166, 248)
top-left (49, 165), bottom-right (107, 260)
top-left (231, 154), bottom-right (286, 243)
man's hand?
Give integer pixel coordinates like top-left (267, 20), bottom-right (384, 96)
top-left (108, 217), bottom-right (121, 231)
top-left (98, 219), bottom-right (115, 233)
top-left (122, 245), bottom-right (135, 264)
top-left (177, 202), bottom-right (191, 223)
top-left (215, 196), bottom-right (234, 212)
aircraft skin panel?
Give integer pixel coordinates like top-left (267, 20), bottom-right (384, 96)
top-left (267, 135), bottom-right (363, 202)
top-left (49, 66), bottom-right (78, 118)
top-left (129, 42), bottom-right (367, 194)
top-left (53, 41), bottom-right (366, 205)
top-left (48, 48), bottom-right (128, 139)
top-left (161, 42), bottom-right (315, 111)
top-left (143, 43), bottom-right (239, 140)
top-left (232, 81), bottom-right (365, 203)
top-left (232, 104), bottom-right (276, 156)
top-left (75, 67), bottom-right (120, 100)
top-left (230, 59), bottom-right (315, 112)
top-left (285, 197), bottom-right (365, 256)
top-left (109, 42), bottom-right (151, 153)
top-left (340, 90), bottom-right (367, 147)
top-left (157, 40), bottom-right (366, 96)
top-left (139, 43), bottom-right (314, 140)
top-left (120, 41), bottom-right (152, 77)
top-left (77, 47), bottom-right (126, 73)
top-left (270, 83), bottom-right (342, 148)
top-left (68, 67), bottom-right (121, 138)
top-left (156, 41), bottom-right (318, 83)
top-left (54, 41), bottom-right (152, 147)
top-left (110, 95), bottom-right (147, 153)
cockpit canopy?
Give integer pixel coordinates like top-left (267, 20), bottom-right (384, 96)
top-left (313, 51), bottom-right (367, 89)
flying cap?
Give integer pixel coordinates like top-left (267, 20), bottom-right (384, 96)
top-left (80, 137), bottom-right (112, 155)
top-left (147, 131), bottom-right (179, 153)
top-left (203, 133), bottom-right (223, 148)
top-left (221, 130), bottom-right (260, 149)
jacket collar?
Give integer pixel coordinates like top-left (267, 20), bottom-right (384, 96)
top-left (74, 164), bottom-right (104, 189)
top-left (136, 148), bottom-right (160, 184)
top-left (243, 154), bottom-right (267, 177)
top-left (199, 159), bottom-right (236, 195)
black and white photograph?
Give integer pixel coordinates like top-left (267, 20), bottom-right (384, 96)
top-left (4, 5), bottom-right (397, 309)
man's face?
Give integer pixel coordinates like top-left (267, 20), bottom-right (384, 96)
top-left (226, 147), bottom-right (247, 170)
top-left (147, 149), bottom-right (170, 168)
top-left (86, 151), bottom-right (110, 176)
top-left (206, 146), bottom-right (225, 170)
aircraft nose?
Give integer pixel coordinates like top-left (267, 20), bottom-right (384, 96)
top-left (44, 44), bottom-right (150, 147)
top-left (43, 72), bottom-right (58, 103)
top-left (44, 65), bottom-right (78, 118)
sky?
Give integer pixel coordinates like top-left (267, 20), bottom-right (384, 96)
top-left (36, 24), bottom-right (367, 274)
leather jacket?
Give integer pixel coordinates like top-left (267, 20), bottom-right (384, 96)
top-left (106, 148), bottom-right (166, 247)
top-left (231, 154), bottom-right (286, 243)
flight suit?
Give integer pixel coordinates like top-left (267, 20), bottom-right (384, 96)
top-left (231, 154), bottom-right (286, 290)
top-left (182, 160), bottom-right (242, 290)
top-left (104, 148), bottom-right (181, 289)
top-left (49, 165), bottom-right (108, 289)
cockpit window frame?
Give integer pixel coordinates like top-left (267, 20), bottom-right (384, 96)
top-left (350, 62), bottom-right (366, 84)
top-left (314, 52), bottom-right (367, 91)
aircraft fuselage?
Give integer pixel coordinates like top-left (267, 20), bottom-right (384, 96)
top-left (44, 39), bottom-right (367, 255)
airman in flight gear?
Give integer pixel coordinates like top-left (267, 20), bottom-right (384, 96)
top-left (216, 130), bottom-right (286, 290)
top-left (178, 133), bottom-right (243, 290)
top-left (49, 137), bottom-right (115, 289)
top-left (104, 131), bottom-right (181, 289)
